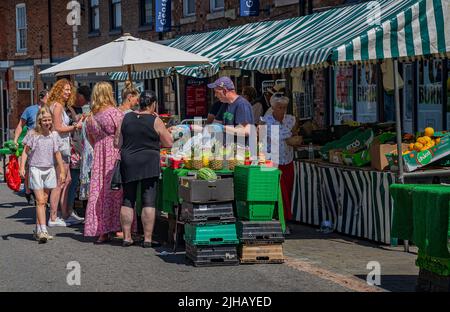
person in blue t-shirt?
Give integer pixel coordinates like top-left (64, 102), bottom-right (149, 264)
top-left (14, 89), bottom-right (49, 145)
top-left (207, 76), bottom-right (254, 137)
top-left (13, 89), bottom-right (48, 204)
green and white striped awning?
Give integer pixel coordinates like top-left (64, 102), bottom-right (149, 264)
top-left (111, 0), bottom-right (447, 80)
top-left (333, 0), bottom-right (450, 63)
top-left (109, 69), bottom-right (168, 81)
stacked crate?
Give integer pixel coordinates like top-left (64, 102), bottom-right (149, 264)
top-left (179, 175), bottom-right (239, 267)
top-left (234, 166), bottom-right (285, 264)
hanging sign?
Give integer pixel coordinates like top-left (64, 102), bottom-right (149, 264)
top-left (155, 0), bottom-right (171, 33)
top-left (240, 0), bottom-right (259, 17)
top-left (186, 79), bottom-right (207, 117)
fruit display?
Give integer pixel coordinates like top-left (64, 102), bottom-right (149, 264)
top-left (404, 127), bottom-right (441, 154)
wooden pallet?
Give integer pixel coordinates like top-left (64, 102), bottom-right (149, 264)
top-left (239, 244), bottom-right (284, 264)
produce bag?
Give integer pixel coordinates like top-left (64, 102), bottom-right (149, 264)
top-left (6, 155), bottom-right (21, 192)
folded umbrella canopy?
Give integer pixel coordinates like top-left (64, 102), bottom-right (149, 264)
top-left (39, 34), bottom-right (210, 78)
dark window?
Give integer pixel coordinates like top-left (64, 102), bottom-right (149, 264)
top-left (140, 0), bottom-right (153, 27)
top-left (110, 0), bottom-right (122, 30)
top-left (89, 0), bottom-right (100, 32)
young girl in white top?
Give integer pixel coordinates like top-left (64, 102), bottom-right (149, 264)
top-left (20, 106), bottom-right (66, 243)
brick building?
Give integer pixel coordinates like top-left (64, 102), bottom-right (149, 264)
top-left (1, 0), bottom-right (354, 135)
top-left (0, 0), bottom-right (74, 137)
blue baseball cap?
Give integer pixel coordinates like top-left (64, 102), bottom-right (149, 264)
top-left (207, 76), bottom-right (235, 90)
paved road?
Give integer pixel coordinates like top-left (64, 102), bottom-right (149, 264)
top-left (0, 184), bottom-right (350, 292)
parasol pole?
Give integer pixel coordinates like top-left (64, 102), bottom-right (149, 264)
top-left (127, 64), bottom-right (133, 87)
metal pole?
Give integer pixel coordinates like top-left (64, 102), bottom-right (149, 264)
top-left (394, 58), bottom-right (409, 252)
top-left (0, 78), bottom-right (4, 144)
top-left (176, 73), bottom-right (181, 120)
top-left (30, 74), bottom-right (34, 105)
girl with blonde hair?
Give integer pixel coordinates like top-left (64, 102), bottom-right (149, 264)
top-left (84, 82), bottom-right (124, 244)
top-left (47, 79), bottom-right (84, 227)
top-left (19, 106), bottom-right (66, 243)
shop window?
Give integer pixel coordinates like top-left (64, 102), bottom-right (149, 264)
top-left (417, 59), bottom-right (443, 131)
top-left (89, 0), bottom-right (100, 32)
top-left (110, 0), bottom-right (122, 30)
top-left (210, 0), bottom-right (224, 12)
top-left (16, 4), bottom-right (27, 53)
top-left (183, 0), bottom-right (196, 17)
top-left (293, 73), bottom-right (313, 120)
top-left (356, 63), bottom-right (377, 123)
top-left (139, 0), bottom-right (153, 27)
top-left (333, 65), bottom-right (354, 125)
top-left (402, 63), bottom-right (414, 134)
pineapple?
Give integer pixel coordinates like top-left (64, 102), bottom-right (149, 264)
top-left (209, 158), bottom-right (223, 170)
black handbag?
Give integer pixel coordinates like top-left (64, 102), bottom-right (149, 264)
top-left (111, 159), bottom-right (122, 190)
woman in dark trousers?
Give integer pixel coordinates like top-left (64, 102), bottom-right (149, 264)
top-left (115, 90), bottom-right (173, 247)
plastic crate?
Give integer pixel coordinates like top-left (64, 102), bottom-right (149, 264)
top-left (185, 243), bottom-right (239, 267)
top-left (234, 166), bottom-right (280, 201)
top-left (179, 177), bottom-right (234, 203)
top-left (181, 201), bottom-right (235, 223)
top-left (238, 243), bottom-right (284, 264)
top-left (237, 221), bottom-right (284, 244)
top-left (416, 268), bottom-right (450, 292)
top-left (184, 223), bottom-right (239, 246)
top-left (236, 201), bottom-right (276, 221)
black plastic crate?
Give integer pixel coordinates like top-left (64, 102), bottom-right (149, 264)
top-left (185, 243), bottom-right (239, 267)
top-left (236, 221), bottom-right (285, 244)
top-left (179, 177), bottom-right (234, 203)
top-left (416, 268), bottom-right (450, 292)
top-left (181, 201), bottom-right (235, 223)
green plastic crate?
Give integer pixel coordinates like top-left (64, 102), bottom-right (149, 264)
top-left (184, 223), bottom-right (239, 246)
top-left (234, 166), bottom-right (280, 201)
top-left (416, 251), bottom-right (450, 276)
top-left (236, 201), bottom-right (276, 221)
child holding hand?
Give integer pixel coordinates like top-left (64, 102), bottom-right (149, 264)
top-left (20, 106), bottom-right (66, 243)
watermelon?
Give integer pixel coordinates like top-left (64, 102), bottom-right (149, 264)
top-left (197, 168), bottom-right (217, 181)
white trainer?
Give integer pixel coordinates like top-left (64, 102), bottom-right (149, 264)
top-left (64, 213), bottom-right (84, 226)
top-left (48, 217), bottom-right (67, 227)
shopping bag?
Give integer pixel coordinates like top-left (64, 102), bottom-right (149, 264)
top-left (6, 155), bottom-right (21, 192)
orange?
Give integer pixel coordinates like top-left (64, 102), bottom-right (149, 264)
top-left (424, 127), bottom-right (434, 137)
top-left (417, 137), bottom-right (427, 145)
top-left (408, 143), bottom-right (415, 151)
top-left (436, 137), bottom-right (441, 144)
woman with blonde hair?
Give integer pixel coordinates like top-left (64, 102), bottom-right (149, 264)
top-left (47, 78), bottom-right (84, 227)
top-left (84, 82), bottom-right (124, 244)
top-left (119, 81), bottom-right (140, 114)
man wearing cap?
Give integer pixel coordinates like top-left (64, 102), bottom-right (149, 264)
top-left (207, 76), bottom-right (254, 136)
top-left (13, 89), bottom-right (49, 204)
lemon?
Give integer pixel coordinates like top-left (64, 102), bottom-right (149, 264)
top-left (424, 127), bottom-right (434, 137)
top-left (414, 142), bottom-right (424, 151)
top-left (417, 137), bottom-right (427, 145)
top-left (436, 137), bottom-right (441, 144)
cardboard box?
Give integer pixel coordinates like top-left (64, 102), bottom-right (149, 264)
top-left (370, 140), bottom-right (408, 171)
top-left (329, 149), bottom-right (344, 164)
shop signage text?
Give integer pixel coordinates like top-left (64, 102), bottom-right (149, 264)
top-left (156, 0), bottom-right (171, 33)
top-left (240, 0), bottom-right (260, 17)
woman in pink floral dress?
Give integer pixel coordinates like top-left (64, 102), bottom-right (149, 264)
top-left (84, 82), bottom-right (124, 243)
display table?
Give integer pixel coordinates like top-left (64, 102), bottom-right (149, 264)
top-left (390, 184), bottom-right (450, 275)
top-left (292, 160), bottom-right (395, 244)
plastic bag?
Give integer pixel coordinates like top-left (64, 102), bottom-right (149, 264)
top-left (6, 155), bottom-right (21, 192)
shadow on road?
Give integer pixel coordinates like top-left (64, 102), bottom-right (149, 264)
top-left (55, 232), bottom-right (95, 244)
top-left (354, 274), bottom-right (418, 292)
top-left (2, 233), bottom-right (35, 242)
top-left (5, 206), bottom-right (35, 225)
top-left (154, 246), bottom-right (190, 266)
top-left (0, 202), bottom-right (31, 209)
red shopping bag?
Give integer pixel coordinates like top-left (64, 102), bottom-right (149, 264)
top-left (6, 155), bottom-right (21, 192)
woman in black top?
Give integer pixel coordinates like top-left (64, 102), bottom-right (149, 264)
top-left (115, 90), bottom-right (173, 247)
